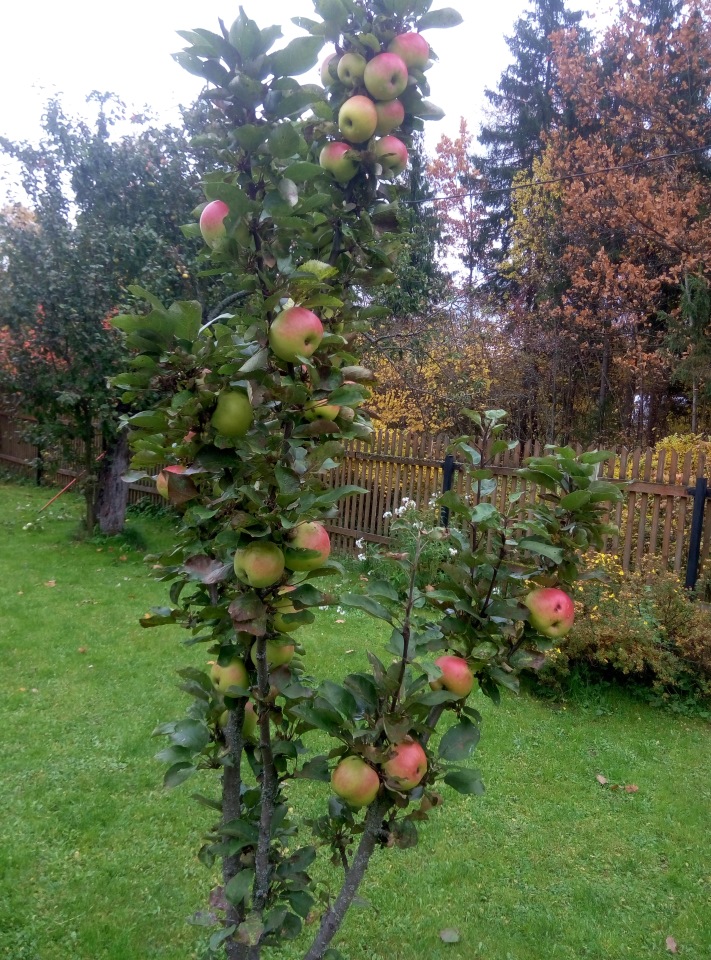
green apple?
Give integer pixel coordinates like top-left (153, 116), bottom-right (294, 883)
top-left (321, 52), bottom-right (338, 87)
top-left (210, 390), bottom-right (253, 438)
top-left (250, 639), bottom-right (295, 668)
top-left (210, 657), bottom-right (248, 694)
top-left (363, 53), bottom-right (408, 101)
top-left (234, 541), bottom-right (285, 588)
top-left (338, 95), bottom-right (378, 143)
top-left (269, 307), bottom-right (324, 363)
top-left (305, 398), bottom-right (340, 421)
top-left (319, 142), bottom-right (359, 183)
top-left (337, 52), bottom-right (366, 87)
top-left (219, 701), bottom-right (257, 739)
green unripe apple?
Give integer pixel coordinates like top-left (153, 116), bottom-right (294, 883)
top-left (234, 541), bottom-right (285, 588)
top-left (250, 639), bottom-right (295, 668)
top-left (210, 657), bottom-right (248, 694)
top-left (337, 52), bottom-right (366, 87)
top-left (331, 756), bottom-right (380, 807)
top-left (211, 390), bottom-right (253, 438)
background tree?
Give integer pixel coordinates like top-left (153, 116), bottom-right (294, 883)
top-left (0, 97), bottom-right (210, 532)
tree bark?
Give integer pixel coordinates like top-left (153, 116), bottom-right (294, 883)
top-left (95, 430), bottom-right (130, 535)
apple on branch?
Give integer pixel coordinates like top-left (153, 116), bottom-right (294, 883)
top-left (524, 587), bottom-right (575, 638)
top-left (383, 739), bottom-right (428, 790)
top-left (269, 307), bottom-right (324, 363)
top-left (374, 99), bottom-right (405, 136)
top-left (374, 136), bottom-right (409, 177)
top-left (250, 639), bottom-right (295, 668)
top-left (210, 656), bottom-right (248, 694)
top-left (337, 52), bottom-right (367, 87)
top-left (155, 464), bottom-right (186, 499)
top-left (321, 52), bottom-right (338, 87)
top-left (429, 655), bottom-right (475, 698)
top-left (219, 700), bottom-right (257, 739)
top-left (339, 95), bottom-right (378, 144)
top-left (284, 521), bottom-right (331, 571)
top-left (331, 755), bottom-right (380, 808)
top-left (319, 142), bottom-right (359, 183)
top-left (234, 541), bottom-right (285, 588)
top-left (199, 199), bottom-right (229, 249)
top-left (210, 390), bottom-right (253, 438)
top-left (388, 33), bottom-right (430, 70)
top-left (363, 52), bottom-right (409, 101)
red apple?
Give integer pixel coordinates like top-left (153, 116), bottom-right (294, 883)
top-left (155, 464), bottom-right (185, 499)
top-left (250, 639), bottom-right (295, 668)
top-left (429, 655), bottom-right (474, 698)
top-left (363, 52), bottom-right (408, 101)
top-left (319, 142), bottom-right (359, 183)
top-left (388, 33), bottom-right (430, 70)
top-left (285, 521), bottom-right (331, 571)
top-left (383, 740), bottom-right (427, 790)
top-left (374, 136), bottom-right (409, 176)
top-left (331, 756), bottom-right (380, 807)
top-left (269, 306), bottom-right (324, 363)
top-left (374, 98), bottom-right (405, 135)
top-left (234, 541), bottom-right (285, 588)
top-left (199, 200), bottom-right (229, 249)
top-left (210, 657), bottom-right (248, 694)
top-left (339, 95), bottom-right (378, 143)
top-left (211, 390), bottom-right (253, 438)
top-left (337, 52), bottom-right (366, 87)
top-left (524, 587), bottom-right (575, 638)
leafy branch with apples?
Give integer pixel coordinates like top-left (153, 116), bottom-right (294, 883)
top-left (110, 1), bottom-right (621, 957)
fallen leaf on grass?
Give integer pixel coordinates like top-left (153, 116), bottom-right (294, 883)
top-left (345, 649), bottom-right (355, 654)
top-left (666, 936), bottom-right (678, 953)
top-left (624, 784), bottom-right (639, 793)
top-left (335, 619), bottom-right (345, 623)
top-left (44, 580), bottom-right (56, 587)
top-left (596, 774), bottom-right (608, 785)
top-left (440, 928), bottom-right (461, 944)
top-left (119, 554), bottom-right (128, 561)
top-left (77, 647), bottom-right (88, 654)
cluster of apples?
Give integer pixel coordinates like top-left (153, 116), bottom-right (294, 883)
top-left (331, 652), bottom-right (475, 807)
top-left (319, 31), bottom-right (430, 184)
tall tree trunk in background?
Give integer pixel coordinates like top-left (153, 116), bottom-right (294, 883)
top-left (597, 324), bottom-right (611, 434)
top-left (692, 377), bottom-right (698, 434)
top-left (95, 430), bottom-right (130, 535)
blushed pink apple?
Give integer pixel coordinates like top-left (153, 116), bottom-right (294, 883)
top-left (210, 657), bottom-right (248, 694)
top-left (374, 98), bottom-right (405, 135)
top-left (269, 307), bottom-right (324, 363)
top-left (250, 639), bottom-right (295, 668)
top-left (233, 541), bottom-right (285, 588)
top-left (383, 740), bottom-right (427, 790)
top-left (284, 521), bottom-right (331, 571)
top-left (388, 33), bottom-right (430, 70)
top-left (363, 52), bottom-right (408, 101)
top-left (199, 200), bottom-right (229, 249)
top-left (374, 136), bottom-right (409, 176)
top-left (321, 52), bottom-right (338, 87)
top-left (337, 52), bottom-right (367, 87)
top-left (524, 587), bottom-right (575, 638)
top-left (338, 95), bottom-right (378, 143)
top-left (319, 142), bottom-right (359, 183)
top-left (155, 464), bottom-right (185, 499)
top-left (331, 756), bottom-right (380, 807)
top-left (430, 655), bottom-right (475, 698)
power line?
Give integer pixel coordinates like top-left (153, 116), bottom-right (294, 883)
top-left (404, 143), bottom-right (711, 205)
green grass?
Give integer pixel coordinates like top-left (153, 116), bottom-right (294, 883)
top-left (1, 482), bottom-right (709, 960)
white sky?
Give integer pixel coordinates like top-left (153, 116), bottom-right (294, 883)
top-left (0, 0), bottom-right (606, 201)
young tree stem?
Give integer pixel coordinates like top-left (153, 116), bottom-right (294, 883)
top-left (223, 699), bottom-right (249, 960)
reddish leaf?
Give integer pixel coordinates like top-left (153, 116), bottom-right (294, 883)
top-left (666, 936), bottom-right (678, 953)
top-left (624, 784), bottom-right (639, 793)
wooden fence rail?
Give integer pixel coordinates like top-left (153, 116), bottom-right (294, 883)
top-left (2, 413), bottom-right (710, 578)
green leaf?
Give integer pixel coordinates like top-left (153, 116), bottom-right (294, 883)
top-left (229, 10), bottom-right (262, 59)
top-left (171, 719), bottom-right (211, 752)
top-left (319, 680), bottom-right (358, 720)
top-left (284, 161), bottom-right (328, 181)
top-left (295, 755), bottom-right (331, 781)
top-left (580, 450), bottom-right (614, 464)
top-left (559, 490), bottom-right (592, 510)
top-left (267, 122), bottom-right (302, 158)
top-left (417, 7), bottom-right (464, 29)
top-left (268, 36), bottom-right (324, 77)
top-left (518, 539), bottom-right (564, 564)
top-left (341, 594), bottom-right (393, 623)
top-left (443, 768), bottom-right (485, 795)
top-left (225, 869), bottom-right (254, 906)
top-left (438, 718), bottom-right (480, 761)
top-left (164, 762), bottom-right (197, 789)
top-left (203, 181), bottom-right (252, 217)
top-left (366, 579), bottom-right (399, 602)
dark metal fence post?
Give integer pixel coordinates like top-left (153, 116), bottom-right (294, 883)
top-left (440, 454), bottom-right (456, 527)
top-left (685, 477), bottom-right (708, 590)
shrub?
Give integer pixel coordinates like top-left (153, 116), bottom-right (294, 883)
top-left (539, 554), bottom-right (711, 708)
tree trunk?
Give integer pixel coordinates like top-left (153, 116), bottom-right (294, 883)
top-left (95, 430), bottom-right (130, 535)
top-left (692, 377), bottom-right (698, 434)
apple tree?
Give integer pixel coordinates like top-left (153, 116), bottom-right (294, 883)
top-left (112, 2), bottom-right (620, 958)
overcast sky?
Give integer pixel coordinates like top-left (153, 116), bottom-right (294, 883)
top-left (0, 0), bottom-right (606, 201)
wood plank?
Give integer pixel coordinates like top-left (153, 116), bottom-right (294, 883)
top-left (674, 452), bottom-right (694, 574)
top-left (635, 448), bottom-right (653, 568)
top-left (648, 448), bottom-right (666, 560)
top-left (622, 448), bottom-right (640, 571)
top-left (661, 449), bottom-right (678, 568)
top-left (611, 447), bottom-right (628, 555)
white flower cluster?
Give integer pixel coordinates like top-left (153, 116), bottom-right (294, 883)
top-left (382, 510), bottom-right (393, 519)
top-left (395, 497), bottom-right (417, 517)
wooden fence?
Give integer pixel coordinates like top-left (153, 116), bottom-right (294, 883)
top-left (2, 412), bottom-right (711, 578)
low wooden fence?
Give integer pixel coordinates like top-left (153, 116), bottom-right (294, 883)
top-left (2, 413), bottom-right (711, 579)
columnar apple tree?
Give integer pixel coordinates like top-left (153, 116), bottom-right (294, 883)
top-left (112, 2), bottom-right (620, 957)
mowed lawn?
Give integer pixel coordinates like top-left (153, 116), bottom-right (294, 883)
top-left (1, 481), bottom-right (709, 960)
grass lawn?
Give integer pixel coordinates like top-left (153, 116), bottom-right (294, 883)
top-left (1, 480), bottom-right (709, 960)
